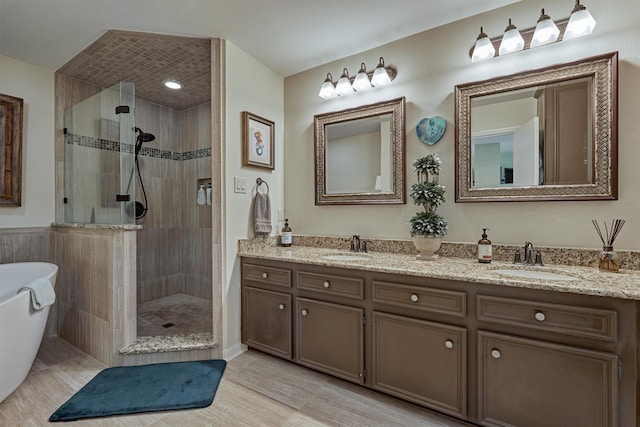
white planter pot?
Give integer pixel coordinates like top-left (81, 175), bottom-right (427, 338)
top-left (413, 235), bottom-right (442, 261)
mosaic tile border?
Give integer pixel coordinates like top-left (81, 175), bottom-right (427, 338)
top-left (64, 133), bottom-right (211, 160)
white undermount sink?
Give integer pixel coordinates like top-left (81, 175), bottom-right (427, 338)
top-left (321, 254), bottom-right (370, 261)
top-left (492, 269), bottom-right (578, 281)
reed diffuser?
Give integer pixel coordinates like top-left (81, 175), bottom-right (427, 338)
top-left (592, 219), bottom-right (626, 272)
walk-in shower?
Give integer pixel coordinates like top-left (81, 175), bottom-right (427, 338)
top-left (62, 80), bottom-right (213, 340)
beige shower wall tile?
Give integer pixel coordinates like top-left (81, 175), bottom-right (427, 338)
top-left (90, 236), bottom-right (110, 321)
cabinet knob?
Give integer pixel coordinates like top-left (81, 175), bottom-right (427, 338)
top-left (491, 349), bottom-right (501, 359)
top-left (534, 311), bottom-right (546, 322)
top-left (262, 272), bottom-right (268, 279)
top-left (323, 281), bottom-right (330, 288)
top-left (301, 309), bottom-right (308, 316)
top-left (278, 304), bottom-right (285, 310)
top-left (445, 340), bottom-right (454, 349)
top-left (410, 294), bottom-right (419, 302)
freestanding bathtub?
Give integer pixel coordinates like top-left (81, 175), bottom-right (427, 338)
top-left (0, 262), bottom-right (58, 403)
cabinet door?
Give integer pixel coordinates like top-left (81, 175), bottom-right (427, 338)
top-left (372, 311), bottom-right (467, 419)
top-left (478, 331), bottom-right (618, 427)
top-left (295, 297), bottom-right (364, 384)
top-left (242, 286), bottom-right (292, 359)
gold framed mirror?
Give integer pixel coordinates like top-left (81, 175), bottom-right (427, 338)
top-left (0, 93), bottom-right (23, 207)
top-left (314, 97), bottom-right (406, 205)
top-left (455, 52), bottom-right (617, 202)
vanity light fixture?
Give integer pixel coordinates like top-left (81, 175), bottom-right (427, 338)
top-left (531, 9), bottom-right (560, 48)
top-left (563, 0), bottom-right (596, 40)
top-left (498, 19), bottom-right (525, 56)
top-left (163, 79), bottom-right (182, 90)
top-left (317, 57), bottom-right (397, 100)
top-left (470, 0), bottom-right (596, 62)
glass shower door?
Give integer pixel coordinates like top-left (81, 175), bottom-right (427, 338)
top-left (63, 82), bottom-right (136, 224)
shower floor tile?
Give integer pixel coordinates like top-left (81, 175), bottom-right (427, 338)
top-left (137, 293), bottom-right (212, 337)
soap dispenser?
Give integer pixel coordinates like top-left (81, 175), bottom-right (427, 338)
top-left (281, 219), bottom-right (292, 247)
top-left (197, 185), bottom-right (206, 206)
top-left (477, 228), bottom-right (492, 263)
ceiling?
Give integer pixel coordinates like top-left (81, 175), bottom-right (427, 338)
top-left (0, 0), bottom-right (518, 110)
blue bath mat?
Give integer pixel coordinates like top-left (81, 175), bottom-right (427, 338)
top-left (49, 359), bottom-right (226, 422)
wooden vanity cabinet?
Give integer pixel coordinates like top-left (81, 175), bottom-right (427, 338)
top-left (295, 297), bottom-right (365, 384)
top-left (372, 311), bottom-right (467, 418)
top-left (240, 257), bottom-right (639, 427)
top-left (241, 263), bottom-right (292, 359)
top-left (478, 330), bottom-right (618, 427)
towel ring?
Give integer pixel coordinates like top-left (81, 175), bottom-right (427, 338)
top-left (256, 178), bottom-right (269, 194)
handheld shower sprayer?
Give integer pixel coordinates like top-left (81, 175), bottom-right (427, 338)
top-left (126, 127), bottom-right (156, 220)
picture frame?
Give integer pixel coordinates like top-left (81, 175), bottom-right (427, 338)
top-left (242, 111), bottom-right (275, 169)
top-left (0, 93), bottom-right (23, 207)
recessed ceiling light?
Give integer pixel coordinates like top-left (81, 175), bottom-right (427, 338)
top-left (163, 79), bottom-right (182, 90)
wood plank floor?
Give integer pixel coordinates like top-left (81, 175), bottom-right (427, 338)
top-left (0, 338), bottom-right (472, 426)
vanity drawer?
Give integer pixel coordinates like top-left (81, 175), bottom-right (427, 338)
top-left (296, 271), bottom-right (364, 300)
top-left (476, 295), bottom-right (617, 341)
top-left (243, 263), bottom-right (291, 288)
top-left (372, 281), bottom-right (466, 317)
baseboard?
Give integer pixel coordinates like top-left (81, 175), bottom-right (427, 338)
top-left (223, 343), bottom-right (247, 361)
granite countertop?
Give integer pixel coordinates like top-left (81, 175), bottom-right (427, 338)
top-left (238, 245), bottom-right (640, 300)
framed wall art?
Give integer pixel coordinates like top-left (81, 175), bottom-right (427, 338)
top-left (242, 111), bottom-right (274, 169)
top-left (0, 93), bottom-right (23, 206)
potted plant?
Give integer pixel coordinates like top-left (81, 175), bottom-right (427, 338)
top-left (409, 154), bottom-right (448, 260)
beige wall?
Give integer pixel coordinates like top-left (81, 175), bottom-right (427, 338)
top-left (284, 0), bottom-right (640, 251)
top-left (222, 41), bottom-right (285, 356)
top-left (0, 55), bottom-right (55, 227)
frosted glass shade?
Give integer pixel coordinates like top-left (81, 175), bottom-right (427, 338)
top-left (471, 33), bottom-right (495, 62)
top-left (531, 15), bottom-right (560, 48)
top-left (318, 81), bottom-right (337, 99)
top-left (353, 71), bottom-right (372, 91)
top-left (564, 7), bottom-right (596, 40)
top-left (336, 75), bottom-right (354, 95)
top-left (499, 24), bottom-right (525, 55)
top-left (371, 67), bottom-right (391, 87)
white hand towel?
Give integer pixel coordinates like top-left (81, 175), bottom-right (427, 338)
top-left (253, 192), bottom-right (272, 236)
top-left (18, 278), bottom-right (56, 310)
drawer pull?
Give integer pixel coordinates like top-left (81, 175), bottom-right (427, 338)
top-left (323, 281), bottom-right (331, 288)
top-left (278, 304), bottom-right (285, 310)
top-left (534, 311), bottom-right (546, 322)
top-left (262, 272), bottom-right (268, 279)
top-left (491, 349), bottom-right (501, 359)
top-left (301, 309), bottom-right (309, 316)
top-left (445, 340), bottom-right (454, 349)
top-left (410, 294), bottom-right (419, 302)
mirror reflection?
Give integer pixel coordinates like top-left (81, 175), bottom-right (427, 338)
top-left (471, 77), bottom-right (592, 188)
top-left (314, 97), bottom-right (405, 205)
top-left (455, 52), bottom-right (617, 202)
top-left (325, 114), bottom-right (393, 194)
